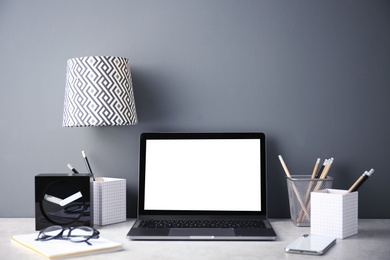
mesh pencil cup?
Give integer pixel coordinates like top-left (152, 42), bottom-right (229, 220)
top-left (286, 175), bottom-right (333, 226)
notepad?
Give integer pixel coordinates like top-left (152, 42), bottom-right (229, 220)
top-left (11, 233), bottom-right (122, 259)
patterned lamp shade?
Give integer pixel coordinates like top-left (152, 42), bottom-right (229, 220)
top-left (62, 56), bottom-right (138, 127)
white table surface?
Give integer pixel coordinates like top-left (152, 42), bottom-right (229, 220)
top-left (2, 218), bottom-right (389, 260)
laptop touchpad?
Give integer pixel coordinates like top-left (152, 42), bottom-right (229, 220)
top-left (169, 228), bottom-right (234, 236)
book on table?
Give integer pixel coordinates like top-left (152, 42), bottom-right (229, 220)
top-left (11, 233), bottom-right (122, 259)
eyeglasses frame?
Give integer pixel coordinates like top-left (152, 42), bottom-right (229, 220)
top-left (35, 225), bottom-right (99, 245)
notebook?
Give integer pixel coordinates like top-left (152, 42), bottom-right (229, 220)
top-left (127, 132), bottom-right (277, 240)
top-left (11, 233), bottom-right (122, 259)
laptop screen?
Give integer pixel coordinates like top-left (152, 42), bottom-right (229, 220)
top-left (138, 132), bottom-right (267, 216)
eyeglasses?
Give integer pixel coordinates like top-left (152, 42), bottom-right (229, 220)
top-left (36, 225), bottom-right (100, 245)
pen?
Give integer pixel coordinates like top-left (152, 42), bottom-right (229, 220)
top-left (67, 163), bottom-right (79, 174)
top-left (82, 150), bottom-right (95, 181)
top-left (348, 169), bottom-right (374, 192)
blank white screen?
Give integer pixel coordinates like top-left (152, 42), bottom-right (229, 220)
top-left (144, 139), bottom-right (261, 211)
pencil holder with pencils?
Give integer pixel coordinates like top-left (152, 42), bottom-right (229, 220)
top-left (286, 175), bottom-right (333, 226)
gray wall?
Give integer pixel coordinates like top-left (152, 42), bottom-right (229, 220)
top-left (1, 0), bottom-right (389, 218)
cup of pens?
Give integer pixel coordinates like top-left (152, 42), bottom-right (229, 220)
top-left (286, 175), bottom-right (333, 226)
top-left (279, 156), bottom-right (334, 226)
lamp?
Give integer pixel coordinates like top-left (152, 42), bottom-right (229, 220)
top-left (62, 56), bottom-right (138, 127)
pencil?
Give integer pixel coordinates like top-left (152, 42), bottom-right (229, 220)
top-left (303, 158), bottom-right (334, 222)
top-left (315, 159), bottom-right (328, 178)
top-left (278, 155), bottom-right (310, 221)
top-left (320, 157), bottom-right (334, 179)
top-left (312, 158), bottom-right (333, 193)
top-left (348, 169), bottom-right (374, 192)
top-left (82, 150), bottom-right (95, 181)
top-left (278, 155), bottom-right (292, 178)
top-left (67, 163), bottom-right (79, 174)
top-left (298, 158), bottom-right (321, 223)
top-left (311, 158), bottom-right (321, 179)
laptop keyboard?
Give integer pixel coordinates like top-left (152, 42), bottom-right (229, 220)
top-left (138, 219), bottom-right (265, 229)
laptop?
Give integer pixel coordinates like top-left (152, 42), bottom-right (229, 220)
top-left (127, 132), bottom-right (277, 240)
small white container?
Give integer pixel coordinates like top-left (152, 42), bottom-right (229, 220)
top-left (311, 189), bottom-right (358, 239)
top-left (93, 177), bottom-right (126, 226)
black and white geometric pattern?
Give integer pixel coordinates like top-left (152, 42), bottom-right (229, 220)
top-left (63, 56), bottom-right (138, 127)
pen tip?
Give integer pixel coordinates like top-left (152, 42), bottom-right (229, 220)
top-left (82, 150), bottom-right (86, 157)
top-left (67, 164), bottom-right (73, 169)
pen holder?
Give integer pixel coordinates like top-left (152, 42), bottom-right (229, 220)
top-left (93, 177), bottom-right (126, 226)
top-left (286, 175), bottom-right (333, 226)
top-left (311, 189), bottom-right (358, 239)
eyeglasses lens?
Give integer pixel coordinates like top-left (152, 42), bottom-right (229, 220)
top-left (69, 226), bottom-right (94, 242)
top-left (38, 225), bottom-right (63, 240)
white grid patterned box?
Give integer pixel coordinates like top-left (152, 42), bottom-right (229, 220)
top-left (93, 178), bottom-right (126, 226)
top-left (311, 189), bottom-right (358, 239)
